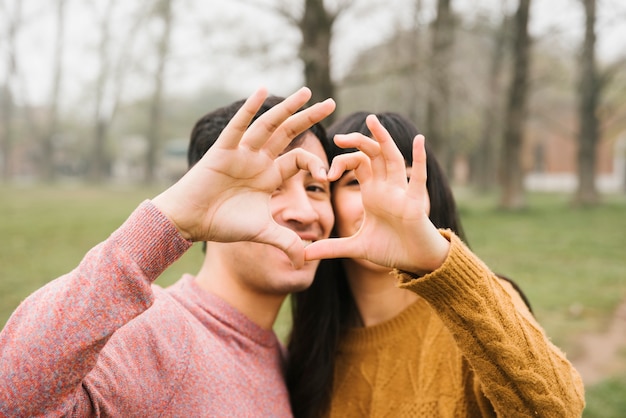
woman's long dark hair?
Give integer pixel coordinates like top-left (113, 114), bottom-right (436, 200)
top-left (286, 112), bottom-right (467, 418)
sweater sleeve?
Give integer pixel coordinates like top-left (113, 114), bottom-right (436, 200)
top-left (0, 200), bottom-right (192, 417)
top-left (394, 229), bottom-right (585, 418)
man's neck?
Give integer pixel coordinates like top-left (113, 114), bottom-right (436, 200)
top-left (194, 257), bottom-right (285, 330)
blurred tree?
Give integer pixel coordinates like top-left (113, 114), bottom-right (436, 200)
top-left (40, 0), bottom-right (67, 182)
top-left (337, 27), bottom-right (429, 118)
top-left (144, 0), bottom-right (173, 184)
top-left (86, 0), bottom-right (149, 182)
top-left (500, 0), bottom-right (531, 209)
top-left (574, 0), bottom-right (600, 205)
top-left (270, 0), bottom-right (353, 124)
top-left (407, 0), bottom-right (425, 123)
top-left (473, 8), bottom-right (511, 193)
top-left (337, 6), bottom-right (491, 148)
top-left (0, 0), bottom-right (22, 182)
top-left (598, 55), bottom-right (626, 193)
top-left (88, 0), bottom-right (118, 182)
top-left (298, 0), bottom-right (335, 118)
top-left (235, 0), bottom-right (360, 123)
top-left (426, 0), bottom-right (455, 175)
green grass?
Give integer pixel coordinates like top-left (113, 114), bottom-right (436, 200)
top-left (1, 184), bottom-right (625, 414)
top-left (0, 183), bottom-right (205, 325)
top-left (582, 374), bottom-right (626, 418)
top-left (456, 191), bottom-right (626, 352)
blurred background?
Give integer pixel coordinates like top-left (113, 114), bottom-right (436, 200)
top-left (1, 0), bottom-right (625, 194)
top-left (1, 0), bottom-right (625, 416)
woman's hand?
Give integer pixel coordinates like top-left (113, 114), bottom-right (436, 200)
top-left (152, 87), bottom-right (335, 268)
top-left (305, 114), bottom-right (450, 275)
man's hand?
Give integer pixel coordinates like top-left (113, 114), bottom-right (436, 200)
top-left (152, 87), bottom-right (336, 268)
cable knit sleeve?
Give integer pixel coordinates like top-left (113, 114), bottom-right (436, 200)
top-left (0, 200), bottom-right (192, 417)
top-left (394, 229), bottom-right (585, 418)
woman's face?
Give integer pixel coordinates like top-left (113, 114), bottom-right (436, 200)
top-left (330, 169), bottom-right (363, 240)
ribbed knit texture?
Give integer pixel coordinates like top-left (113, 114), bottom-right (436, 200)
top-left (0, 201), bottom-right (292, 417)
top-left (328, 230), bottom-right (585, 418)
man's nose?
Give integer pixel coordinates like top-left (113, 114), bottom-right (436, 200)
top-left (282, 188), bottom-right (319, 226)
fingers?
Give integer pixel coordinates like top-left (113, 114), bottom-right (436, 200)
top-left (304, 236), bottom-right (356, 261)
top-left (365, 115), bottom-right (407, 180)
top-left (240, 87), bottom-right (312, 151)
top-left (332, 132), bottom-right (380, 156)
top-left (331, 115), bottom-right (407, 183)
top-left (263, 98), bottom-right (336, 158)
top-left (263, 223), bottom-right (306, 269)
top-left (275, 148), bottom-right (329, 183)
top-left (407, 134), bottom-right (428, 199)
top-left (327, 151), bottom-right (371, 182)
top-left (217, 87), bottom-right (269, 150)
top-left (241, 88), bottom-right (336, 158)
top-left (215, 87), bottom-right (335, 159)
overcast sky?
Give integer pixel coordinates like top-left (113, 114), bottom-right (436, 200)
top-left (3, 0), bottom-right (625, 110)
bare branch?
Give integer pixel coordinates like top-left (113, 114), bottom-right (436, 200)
top-left (231, 0), bottom-right (299, 25)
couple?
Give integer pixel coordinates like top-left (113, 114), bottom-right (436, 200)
top-left (0, 88), bottom-right (584, 417)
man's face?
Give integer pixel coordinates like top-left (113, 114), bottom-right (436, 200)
top-left (214, 132), bottom-right (334, 295)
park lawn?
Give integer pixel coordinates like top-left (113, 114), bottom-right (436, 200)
top-left (582, 374), bottom-right (626, 418)
top-left (0, 183), bottom-right (204, 326)
top-left (455, 191), bottom-right (626, 354)
top-left (1, 184), bottom-right (625, 415)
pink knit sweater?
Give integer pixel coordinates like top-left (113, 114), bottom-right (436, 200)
top-left (0, 201), bottom-right (292, 417)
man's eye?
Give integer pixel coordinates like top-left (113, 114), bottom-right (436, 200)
top-left (307, 184), bottom-right (329, 194)
top-left (347, 179), bottom-right (359, 186)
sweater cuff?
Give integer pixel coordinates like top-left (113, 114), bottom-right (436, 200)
top-left (110, 200), bottom-right (193, 282)
top-left (394, 229), bottom-right (494, 303)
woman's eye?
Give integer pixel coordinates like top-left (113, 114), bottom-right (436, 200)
top-left (347, 178), bottom-right (359, 186)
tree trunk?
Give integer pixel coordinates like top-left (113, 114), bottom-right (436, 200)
top-left (89, 0), bottom-right (117, 183)
top-left (0, 85), bottom-right (15, 182)
top-left (474, 13), bottom-right (509, 193)
top-left (145, 0), bottom-right (173, 185)
top-left (500, 0), bottom-right (531, 210)
top-left (41, 0), bottom-right (66, 182)
top-left (426, 0), bottom-right (454, 176)
top-left (407, 0), bottom-right (424, 124)
top-left (1, 0), bottom-right (22, 182)
top-left (574, 0), bottom-right (600, 205)
top-left (298, 0), bottom-right (335, 123)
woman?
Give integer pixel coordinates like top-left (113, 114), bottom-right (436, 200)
top-left (287, 112), bottom-right (584, 417)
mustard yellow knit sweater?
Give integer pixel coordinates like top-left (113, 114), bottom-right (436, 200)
top-left (328, 230), bottom-right (585, 418)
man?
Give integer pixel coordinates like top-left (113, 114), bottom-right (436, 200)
top-left (0, 87), bottom-right (336, 417)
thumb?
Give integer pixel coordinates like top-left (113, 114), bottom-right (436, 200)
top-left (261, 223), bottom-right (306, 268)
top-left (304, 237), bottom-right (356, 261)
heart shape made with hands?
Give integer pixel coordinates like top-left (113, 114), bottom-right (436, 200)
top-left (300, 115), bottom-right (450, 275)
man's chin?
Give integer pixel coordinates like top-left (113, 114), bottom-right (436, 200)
top-left (288, 276), bottom-right (315, 293)
top-left (271, 268), bottom-right (317, 294)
